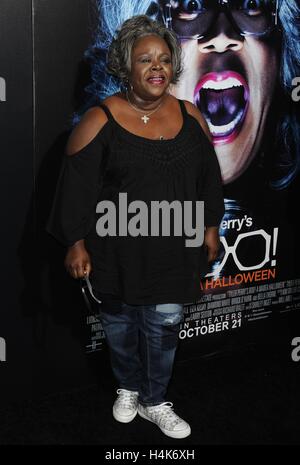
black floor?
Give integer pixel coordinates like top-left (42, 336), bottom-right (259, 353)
top-left (0, 341), bottom-right (299, 446)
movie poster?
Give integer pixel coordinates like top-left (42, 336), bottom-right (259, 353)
top-left (82, 0), bottom-right (300, 353)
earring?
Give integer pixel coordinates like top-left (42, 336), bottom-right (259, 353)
top-left (125, 79), bottom-right (133, 92)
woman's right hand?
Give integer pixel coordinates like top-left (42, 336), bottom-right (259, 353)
top-left (64, 239), bottom-right (92, 279)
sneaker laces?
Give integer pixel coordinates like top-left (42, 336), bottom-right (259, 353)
top-left (147, 402), bottom-right (183, 429)
top-left (115, 389), bottom-right (138, 409)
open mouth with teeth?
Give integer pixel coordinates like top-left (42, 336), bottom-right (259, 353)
top-left (194, 71), bottom-right (249, 145)
top-left (147, 75), bottom-right (166, 85)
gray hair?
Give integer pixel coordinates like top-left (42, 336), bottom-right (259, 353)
top-left (106, 15), bottom-right (183, 85)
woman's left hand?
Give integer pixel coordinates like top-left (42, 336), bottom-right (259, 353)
top-left (204, 226), bottom-right (220, 263)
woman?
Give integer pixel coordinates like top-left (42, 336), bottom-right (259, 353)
top-left (47, 15), bottom-right (224, 439)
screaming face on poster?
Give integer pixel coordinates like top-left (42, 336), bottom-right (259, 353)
top-left (74, 0), bottom-right (300, 294)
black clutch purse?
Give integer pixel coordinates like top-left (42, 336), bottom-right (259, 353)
top-left (80, 274), bottom-right (102, 319)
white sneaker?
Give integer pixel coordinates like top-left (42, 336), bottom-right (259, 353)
top-left (138, 402), bottom-right (191, 439)
top-left (113, 389), bottom-right (139, 423)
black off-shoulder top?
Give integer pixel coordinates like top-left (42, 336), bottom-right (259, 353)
top-left (46, 99), bottom-right (225, 305)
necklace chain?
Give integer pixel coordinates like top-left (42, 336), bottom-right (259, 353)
top-left (126, 90), bottom-right (163, 124)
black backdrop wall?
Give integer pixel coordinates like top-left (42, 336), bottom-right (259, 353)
top-left (0, 0), bottom-right (98, 405)
top-left (1, 0), bottom-right (36, 402)
top-left (1, 1), bottom-right (299, 405)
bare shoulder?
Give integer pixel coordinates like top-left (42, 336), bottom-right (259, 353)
top-left (65, 106), bottom-right (108, 156)
top-left (102, 93), bottom-right (125, 110)
top-left (182, 100), bottom-right (212, 142)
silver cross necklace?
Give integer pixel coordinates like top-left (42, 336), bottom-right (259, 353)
top-left (126, 90), bottom-right (164, 125)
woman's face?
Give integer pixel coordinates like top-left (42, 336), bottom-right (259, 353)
top-left (129, 34), bottom-right (173, 101)
top-left (169, 5), bottom-right (280, 184)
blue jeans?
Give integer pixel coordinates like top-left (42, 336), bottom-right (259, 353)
top-left (99, 296), bottom-right (184, 406)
